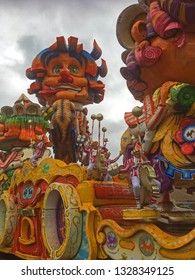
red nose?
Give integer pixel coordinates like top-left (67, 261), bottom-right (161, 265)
top-left (58, 69), bottom-right (73, 83)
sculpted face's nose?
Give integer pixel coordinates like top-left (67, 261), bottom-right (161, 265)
top-left (58, 68), bottom-right (73, 83)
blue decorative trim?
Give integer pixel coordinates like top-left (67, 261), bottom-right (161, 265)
top-left (155, 156), bottom-right (195, 179)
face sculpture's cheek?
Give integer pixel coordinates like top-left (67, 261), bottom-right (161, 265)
top-left (140, 33), bottom-right (195, 96)
top-left (40, 53), bottom-right (89, 105)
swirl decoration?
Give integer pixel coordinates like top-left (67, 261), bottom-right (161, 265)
top-left (135, 45), bottom-right (162, 67)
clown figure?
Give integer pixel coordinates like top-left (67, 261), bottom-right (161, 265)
top-left (83, 141), bottom-right (99, 179)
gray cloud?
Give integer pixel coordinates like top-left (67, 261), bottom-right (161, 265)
top-left (17, 35), bottom-right (42, 65)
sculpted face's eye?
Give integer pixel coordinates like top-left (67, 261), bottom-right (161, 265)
top-left (52, 65), bottom-right (62, 74)
top-left (68, 65), bottom-right (79, 74)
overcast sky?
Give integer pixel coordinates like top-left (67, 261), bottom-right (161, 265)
top-left (0, 0), bottom-right (140, 158)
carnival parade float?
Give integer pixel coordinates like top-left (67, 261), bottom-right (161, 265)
top-left (0, 0), bottom-right (195, 260)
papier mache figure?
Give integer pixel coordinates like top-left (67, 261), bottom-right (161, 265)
top-left (83, 140), bottom-right (99, 179)
top-left (103, 149), bottom-right (122, 181)
top-left (120, 141), bottom-right (161, 208)
top-left (80, 113), bottom-right (122, 181)
top-left (26, 36), bottom-right (107, 164)
top-left (85, 145), bottom-right (121, 181)
top-left (30, 134), bottom-right (47, 167)
top-left (117, 0), bottom-right (195, 193)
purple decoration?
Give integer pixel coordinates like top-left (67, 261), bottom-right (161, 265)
top-left (106, 232), bottom-right (117, 249)
top-left (56, 198), bottom-right (66, 245)
top-left (151, 153), bottom-right (173, 193)
top-left (161, 0), bottom-right (195, 24)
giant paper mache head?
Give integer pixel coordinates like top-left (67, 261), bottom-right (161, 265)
top-left (26, 36), bottom-right (108, 106)
top-left (116, 0), bottom-right (195, 101)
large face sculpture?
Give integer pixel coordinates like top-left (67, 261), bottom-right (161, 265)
top-left (26, 36), bottom-right (107, 106)
top-left (39, 53), bottom-right (88, 106)
top-left (116, 0), bottom-right (195, 100)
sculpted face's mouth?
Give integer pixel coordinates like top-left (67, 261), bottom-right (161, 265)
top-left (39, 83), bottom-right (82, 98)
top-left (50, 84), bottom-right (82, 92)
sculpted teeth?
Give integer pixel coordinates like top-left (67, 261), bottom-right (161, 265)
top-left (50, 85), bottom-right (81, 92)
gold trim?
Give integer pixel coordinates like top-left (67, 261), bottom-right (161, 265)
top-left (123, 209), bottom-right (161, 220)
top-left (19, 217), bottom-right (35, 245)
top-left (11, 158), bottom-right (84, 187)
top-left (96, 219), bottom-right (195, 250)
top-left (0, 193), bottom-right (18, 246)
top-left (41, 183), bottom-right (82, 259)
